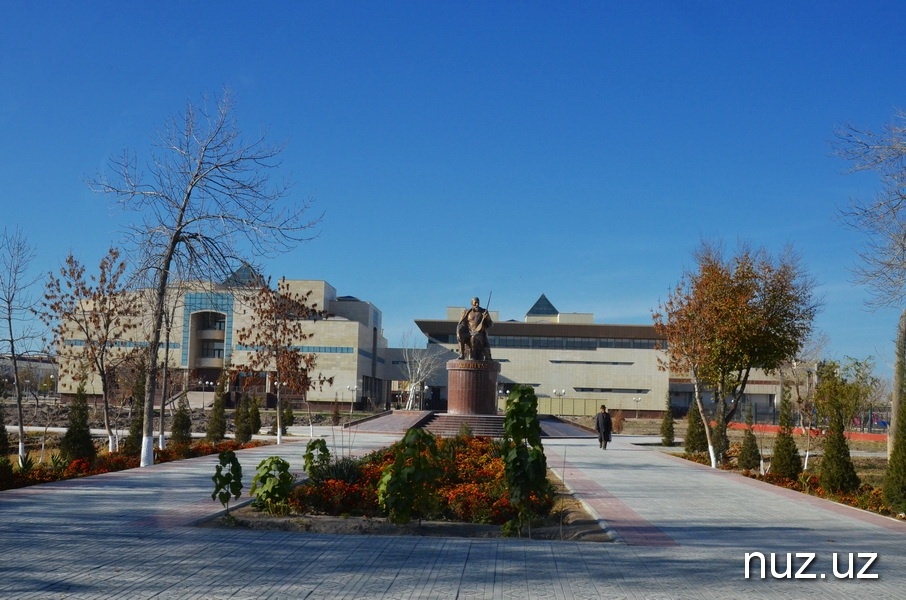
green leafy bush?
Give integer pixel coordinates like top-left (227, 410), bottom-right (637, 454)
top-left (378, 427), bottom-right (441, 524)
top-left (251, 456), bottom-right (295, 515)
top-left (211, 450), bottom-right (243, 516)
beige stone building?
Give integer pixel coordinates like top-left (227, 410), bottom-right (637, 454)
top-left (57, 274), bottom-right (391, 411)
top-left (416, 294), bottom-right (782, 419)
top-left (56, 279), bottom-right (782, 420)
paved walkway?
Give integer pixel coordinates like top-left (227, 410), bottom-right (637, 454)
top-left (1, 426), bottom-right (904, 599)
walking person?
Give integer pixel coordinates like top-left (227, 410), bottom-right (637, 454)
top-left (595, 405), bottom-right (613, 450)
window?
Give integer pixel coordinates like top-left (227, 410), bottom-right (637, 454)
top-left (199, 341), bottom-right (224, 358)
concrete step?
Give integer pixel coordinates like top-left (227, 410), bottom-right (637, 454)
top-left (423, 414), bottom-right (505, 438)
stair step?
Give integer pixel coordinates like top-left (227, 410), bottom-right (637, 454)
top-left (422, 414), bottom-right (505, 438)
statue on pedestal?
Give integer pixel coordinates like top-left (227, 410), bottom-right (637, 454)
top-left (457, 297), bottom-right (493, 360)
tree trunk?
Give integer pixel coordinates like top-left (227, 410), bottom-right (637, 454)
top-left (890, 316), bottom-right (902, 456)
top-left (692, 373), bottom-right (717, 468)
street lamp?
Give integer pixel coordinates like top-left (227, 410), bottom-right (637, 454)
top-left (553, 389), bottom-right (566, 412)
top-left (205, 380), bottom-right (214, 411)
top-left (633, 396), bottom-right (642, 419)
top-left (421, 384), bottom-right (430, 410)
top-left (347, 385), bottom-right (357, 415)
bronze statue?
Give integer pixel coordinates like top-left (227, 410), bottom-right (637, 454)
top-left (457, 297), bottom-right (493, 360)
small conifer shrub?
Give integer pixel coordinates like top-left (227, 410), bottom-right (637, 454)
top-left (170, 394), bottom-right (193, 446)
top-left (660, 394), bottom-right (675, 447)
top-left (737, 403), bottom-right (761, 471)
top-left (819, 405), bottom-right (860, 494)
top-left (685, 399), bottom-right (708, 454)
top-left (770, 387), bottom-right (802, 480)
top-left (59, 380), bottom-right (96, 464)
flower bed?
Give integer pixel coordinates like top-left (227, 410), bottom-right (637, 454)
top-left (289, 435), bottom-right (554, 526)
top-left (1, 439), bottom-right (265, 491)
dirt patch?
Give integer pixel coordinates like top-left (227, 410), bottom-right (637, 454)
top-left (203, 483), bottom-right (611, 542)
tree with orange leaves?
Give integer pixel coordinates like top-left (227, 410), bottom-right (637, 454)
top-left (653, 241), bottom-right (818, 467)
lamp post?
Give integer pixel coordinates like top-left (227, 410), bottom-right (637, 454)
top-left (421, 384), bottom-right (430, 410)
top-left (347, 385), bottom-right (357, 415)
top-left (205, 380), bottom-right (214, 411)
top-left (633, 396), bottom-right (642, 419)
top-left (553, 389), bottom-right (566, 413)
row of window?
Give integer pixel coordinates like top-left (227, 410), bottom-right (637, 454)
top-left (434, 335), bottom-right (662, 350)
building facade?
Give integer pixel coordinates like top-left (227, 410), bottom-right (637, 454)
top-left (57, 274), bottom-right (391, 411)
top-left (55, 282), bottom-right (782, 419)
top-left (415, 294), bottom-right (782, 418)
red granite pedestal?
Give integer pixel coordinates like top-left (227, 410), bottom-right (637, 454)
top-left (446, 359), bottom-right (501, 415)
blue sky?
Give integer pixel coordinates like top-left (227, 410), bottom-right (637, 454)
top-left (2, 1), bottom-right (905, 377)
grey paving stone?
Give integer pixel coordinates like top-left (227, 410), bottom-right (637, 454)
top-left (0, 427), bottom-right (903, 599)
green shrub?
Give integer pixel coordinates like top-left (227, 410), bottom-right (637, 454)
top-left (502, 385), bottom-right (552, 536)
top-left (122, 394), bottom-right (144, 455)
top-left (59, 380), bottom-right (96, 464)
top-left (0, 457), bottom-right (13, 490)
top-left (820, 408), bottom-right (860, 493)
top-left (770, 388), bottom-right (802, 480)
top-left (378, 427), bottom-right (440, 524)
top-left (211, 450), bottom-right (243, 516)
top-left (685, 399), bottom-right (708, 454)
top-left (170, 394), bottom-right (193, 446)
top-left (251, 456), bottom-right (295, 515)
top-left (320, 456), bottom-right (362, 483)
top-left (205, 376), bottom-right (227, 442)
top-left (660, 394), bottom-right (675, 447)
top-left (737, 403), bottom-right (761, 471)
top-left (234, 395), bottom-right (252, 444)
top-left (303, 438), bottom-right (331, 480)
top-left (249, 397), bottom-right (262, 435)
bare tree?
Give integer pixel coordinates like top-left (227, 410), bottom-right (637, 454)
top-left (777, 332), bottom-right (828, 469)
top-left (399, 330), bottom-right (447, 410)
top-left (42, 248), bottom-right (139, 452)
top-left (235, 277), bottom-right (333, 443)
top-left (835, 112), bottom-right (906, 461)
top-left (0, 227), bottom-right (42, 463)
top-left (90, 92), bottom-right (321, 466)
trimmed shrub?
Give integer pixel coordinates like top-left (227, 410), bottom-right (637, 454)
top-left (205, 377), bottom-right (227, 442)
top-left (122, 394), bottom-right (144, 455)
top-left (820, 407), bottom-right (860, 494)
top-left (770, 387), bottom-right (802, 480)
top-left (685, 399), bottom-right (708, 454)
top-left (660, 394), bottom-right (675, 447)
top-left (59, 381), bottom-right (96, 464)
top-left (737, 403), bottom-right (761, 471)
top-left (170, 394), bottom-right (193, 446)
top-left (234, 395), bottom-right (252, 444)
top-left (249, 397), bottom-right (262, 435)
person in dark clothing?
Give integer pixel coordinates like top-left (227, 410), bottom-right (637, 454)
top-left (595, 404), bottom-right (613, 449)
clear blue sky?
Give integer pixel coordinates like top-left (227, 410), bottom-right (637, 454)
top-left (2, 1), bottom-right (905, 377)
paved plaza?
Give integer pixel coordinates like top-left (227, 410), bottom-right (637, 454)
top-left (1, 423), bottom-right (904, 599)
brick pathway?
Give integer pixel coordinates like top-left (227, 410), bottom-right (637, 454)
top-left (1, 426), bottom-right (904, 598)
